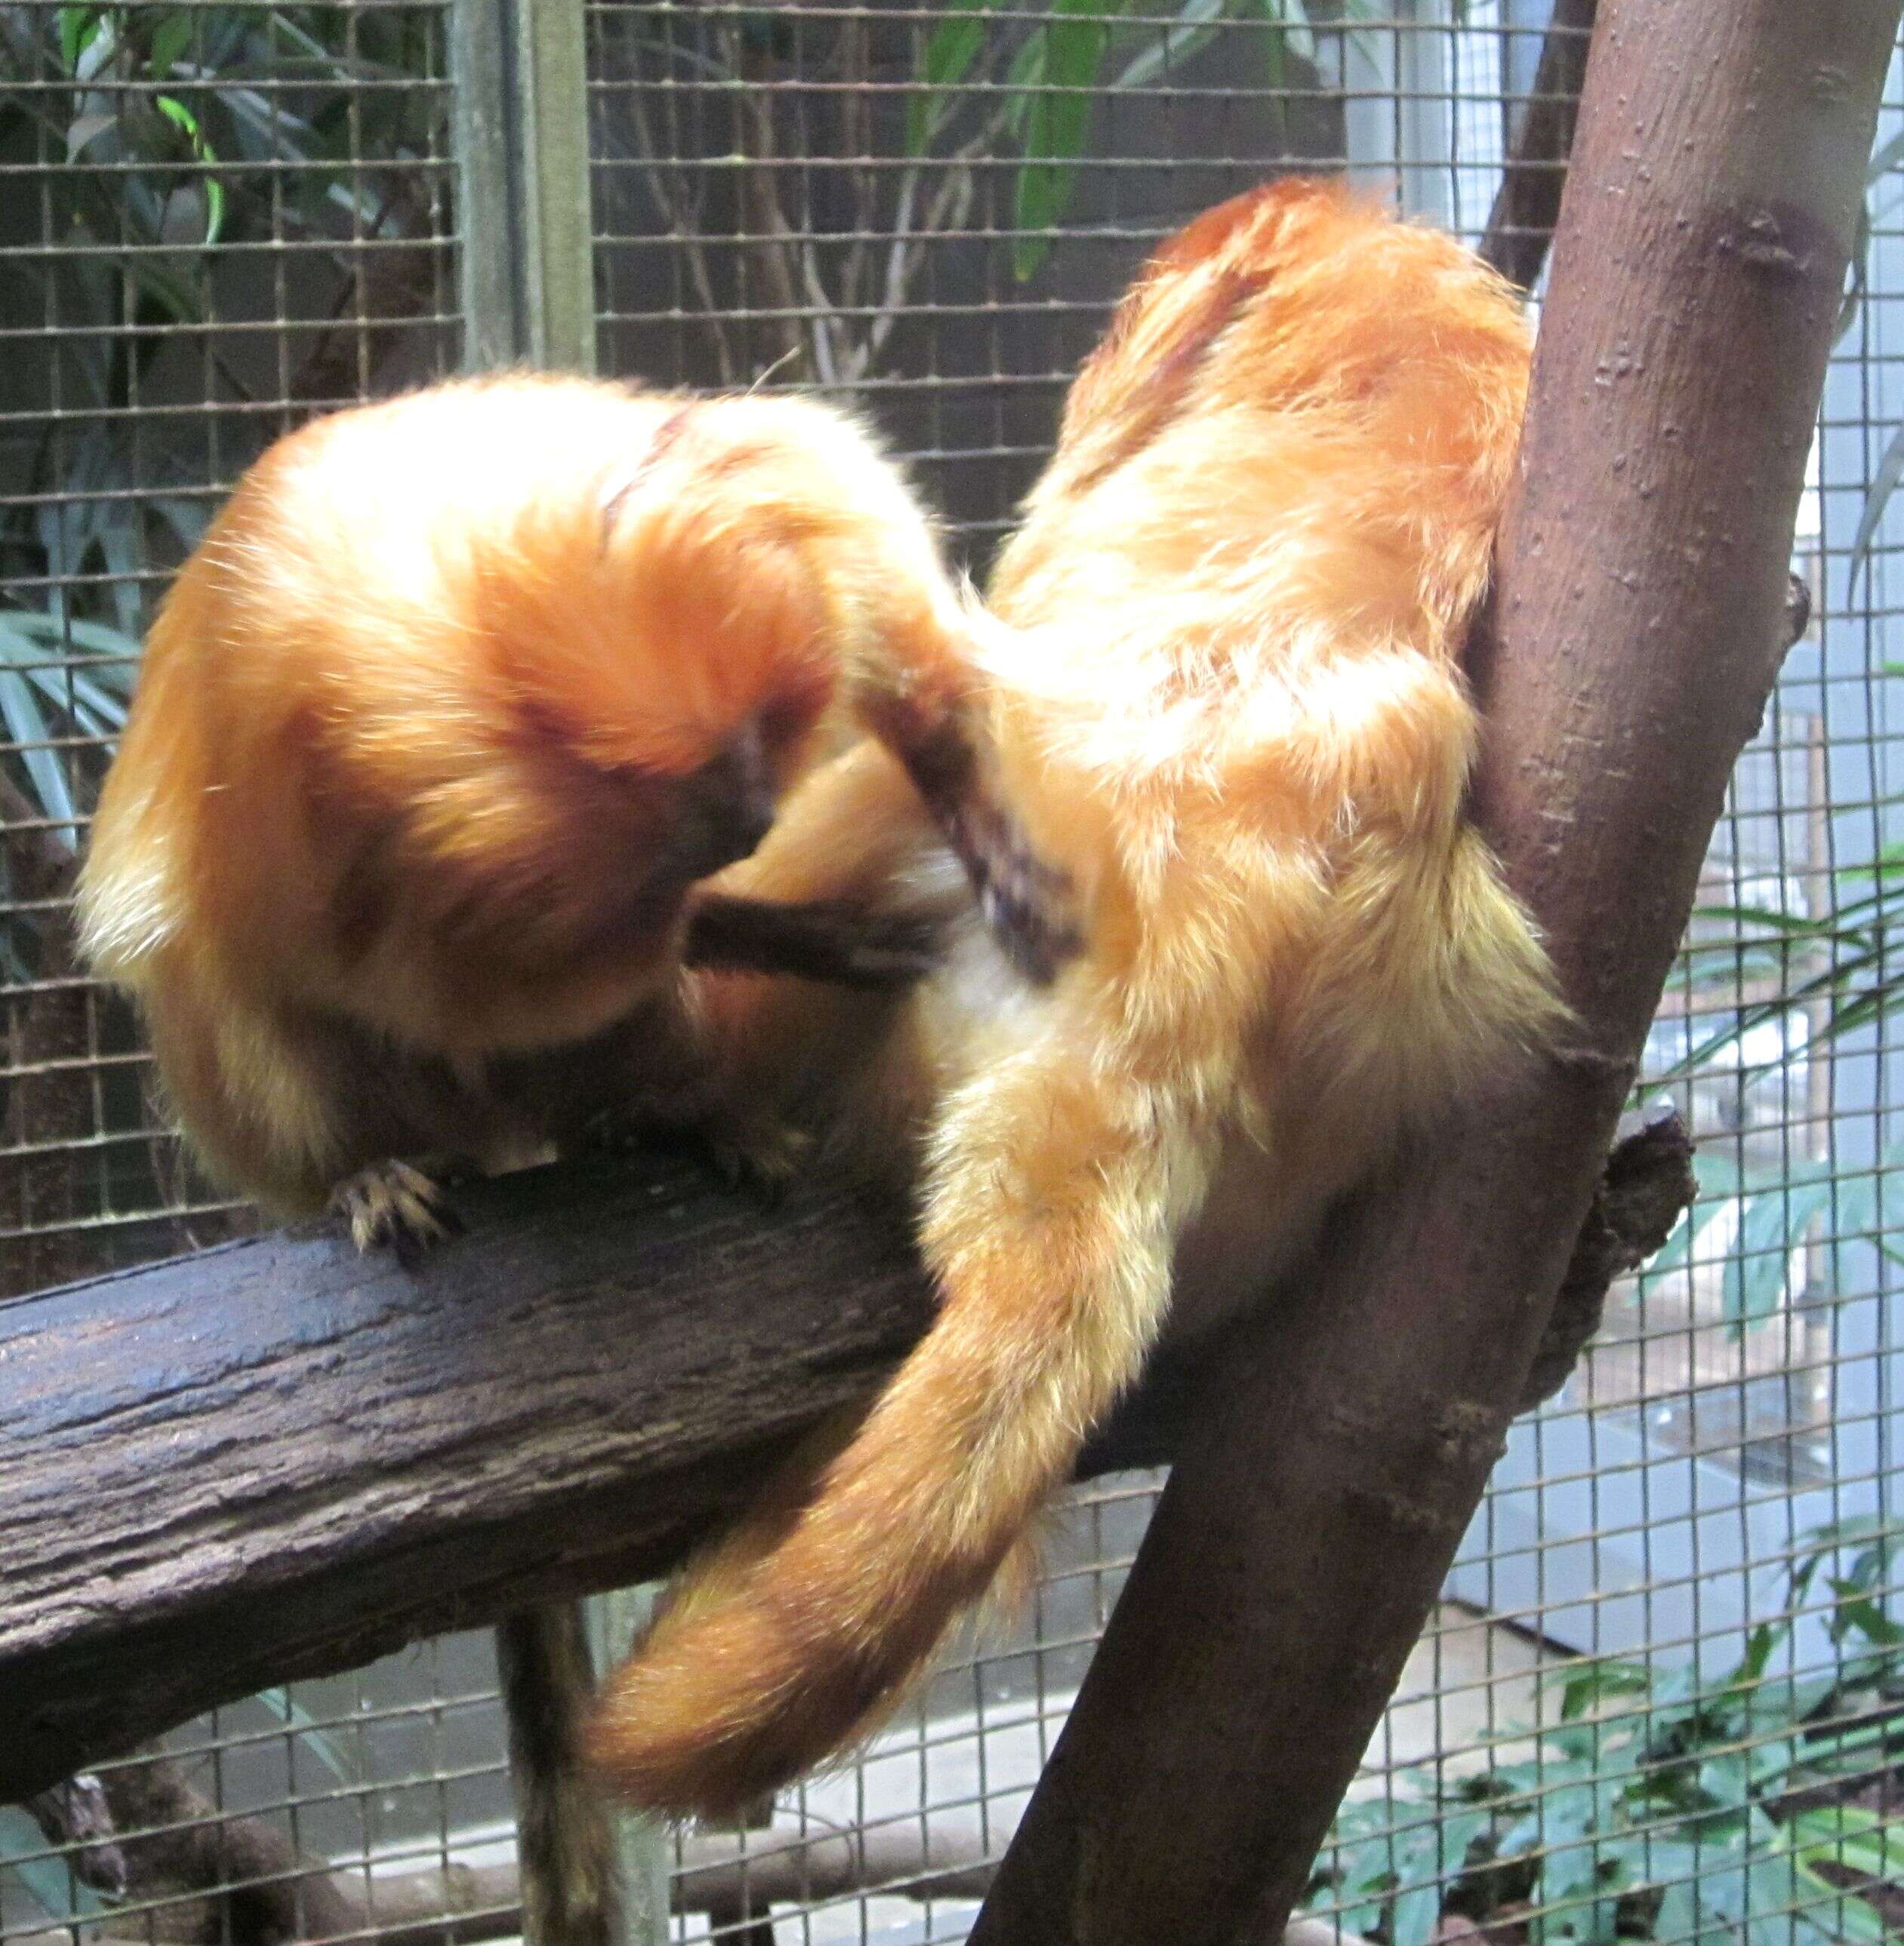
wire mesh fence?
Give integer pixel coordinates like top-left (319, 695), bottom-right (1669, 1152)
top-left (4, 4), bottom-right (1903, 1945)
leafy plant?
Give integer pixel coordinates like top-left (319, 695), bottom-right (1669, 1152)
top-left (612, 0), bottom-right (1382, 390)
top-left (1304, 1526), bottom-right (1904, 1946)
top-left (0, 5), bottom-right (447, 845)
top-left (906, 0), bottom-right (1385, 283)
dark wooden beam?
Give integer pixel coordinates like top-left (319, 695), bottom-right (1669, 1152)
top-left (1, 1154), bottom-right (934, 1800)
top-left (964, 3), bottom-right (1899, 1942)
top-left (1, 1086), bottom-right (1690, 1805)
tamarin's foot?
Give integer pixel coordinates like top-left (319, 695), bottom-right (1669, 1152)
top-left (331, 1159), bottom-right (464, 1266)
top-left (701, 1119), bottom-right (814, 1207)
top-left (580, 1104), bottom-right (811, 1207)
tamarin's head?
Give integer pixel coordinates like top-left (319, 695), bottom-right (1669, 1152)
top-left (468, 385), bottom-right (960, 888)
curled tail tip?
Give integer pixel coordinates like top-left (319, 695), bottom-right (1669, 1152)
top-left (583, 1689), bottom-right (778, 1824)
top-left (582, 1595), bottom-right (894, 1821)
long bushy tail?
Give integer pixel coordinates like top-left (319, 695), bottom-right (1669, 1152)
top-left (587, 1116), bottom-right (1178, 1821)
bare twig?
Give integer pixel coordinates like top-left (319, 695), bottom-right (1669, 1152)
top-left (1479, 0), bottom-right (1597, 292)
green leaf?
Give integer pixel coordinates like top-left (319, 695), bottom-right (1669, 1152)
top-left (1695, 1752), bottom-right (1753, 1812)
top-left (1724, 1179), bottom-right (1832, 1332)
top-left (254, 1686), bottom-right (356, 1784)
top-left (154, 94), bottom-right (225, 245)
top-left (1849, 416), bottom-right (1904, 598)
top-left (0, 671), bottom-right (73, 827)
top-left (1653, 1877), bottom-right (1704, 1946)
top-left (1256, 0), bottom-right (1319, 70)
top-left (907, 0), bottom-right (992, 156)
top-left (1107, 0), bottom-right (1226, 94)
top-left (1551, 1658), bottom-right (1654, 1723)
top-left (1839, 195), bottom-right (1872, 346)
top-left (147, 8), bottom-right (191, 79)
top-left (1012, 0), bottom-right (1119, 281)
top-left (1868, 125), bottom-right (1904, 186)
top-left (57, 5), bottom-right (103, 72)
top-left (1391, 1874), bottom-right (1442, 1946)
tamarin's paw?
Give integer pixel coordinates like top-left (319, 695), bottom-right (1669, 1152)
top-left (701, 1120), bottom-right (814, 1208)
top-left (684, 894), bottom-right (947, 989)
top-left (817, 906), bottom-right (947, 987)
top-left (331, 1159), bottom-right (464, 1267)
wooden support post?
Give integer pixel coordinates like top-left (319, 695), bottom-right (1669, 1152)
top-left (966, 5), bottom-right (1899, 1942)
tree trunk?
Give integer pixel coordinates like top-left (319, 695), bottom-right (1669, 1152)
top-left (966, 5), bottom-right (1898, 1943)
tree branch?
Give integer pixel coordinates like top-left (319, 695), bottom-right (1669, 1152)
top-left (1478, 0), bottom-right (1597, 292)
top-left (965, 5), bottom-right (1897, 1941)
top-left (5, 1824), bottom-right (1382, 1946)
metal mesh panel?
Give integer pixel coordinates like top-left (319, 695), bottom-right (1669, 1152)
top-left (7, 8), bottom-right (1904, 1946)
top-left (0, 0), bottom-right (458, 1287)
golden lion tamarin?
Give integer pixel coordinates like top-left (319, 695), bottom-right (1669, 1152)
top-left (75, 371), bottom-right (981, 1253)
top-left (585, 180), bottom-right (1567, 1817)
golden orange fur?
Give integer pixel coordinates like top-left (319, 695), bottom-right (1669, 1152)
top-left (77, 371), bottom-right (975, 1244)
top-left (587, 179), bottom-right (1567, 1817)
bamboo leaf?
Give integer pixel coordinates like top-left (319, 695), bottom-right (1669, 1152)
top-left (1848, 417), bottom-right (1904, 597)
top-left (907, 0), bottom-right (993, 156)
top-left (155, 94), bottom-right (225, 244)
top-left (1012, 0), bottom-right (1120, 281)
top-left (148, 8), bottom-right (191, 79)
top-left (0, 672), bottom-right (73, 827)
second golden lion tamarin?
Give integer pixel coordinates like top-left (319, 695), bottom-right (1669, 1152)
top-left (585, 180), bottom-right (1568, 1817)
top-left (75, 372), bottom-right (986, 1252)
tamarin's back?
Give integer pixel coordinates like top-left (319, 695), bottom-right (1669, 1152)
top-left (587, 181), bottom-right (1565, 1818)
top-left (932, 181), bottom-right (1542, 1135)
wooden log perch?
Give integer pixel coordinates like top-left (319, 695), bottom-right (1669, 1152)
top-left (966, 4), bottom-right (1898, 1943)
top-left (1, 1083), bottom-right (1688, 1803)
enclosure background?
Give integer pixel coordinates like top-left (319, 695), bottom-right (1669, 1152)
top-left (2, 5), bottom-right (1900, 1945)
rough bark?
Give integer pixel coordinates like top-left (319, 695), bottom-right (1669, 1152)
top-left (963, 7), bottom-right (1897, 1944)
top-left (0, 1099), bottom-right (1685, 1803)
